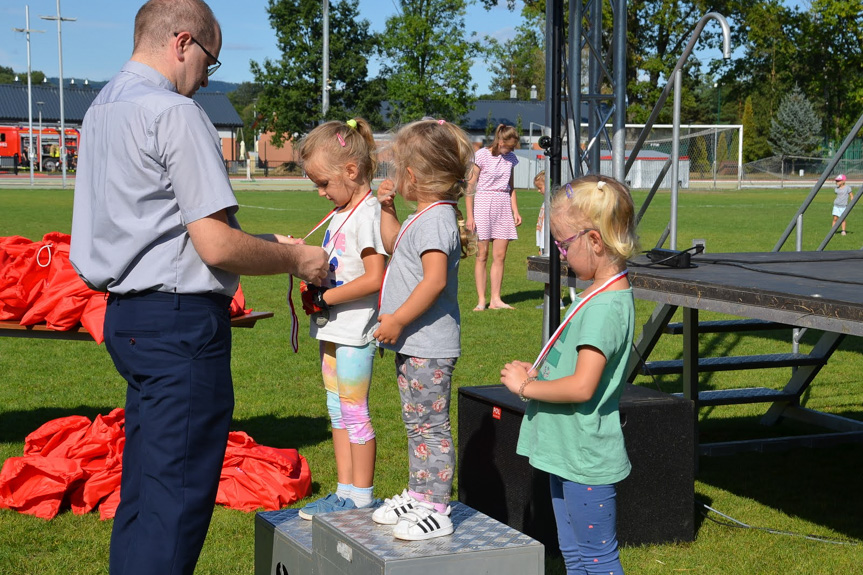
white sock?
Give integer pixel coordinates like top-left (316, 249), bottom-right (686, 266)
top-left (336, 483), bottom-right (353, 500)
top-left (351, 485), bottom-right (374, 508)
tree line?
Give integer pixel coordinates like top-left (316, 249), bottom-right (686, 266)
top-left (239, 0), bottom-right (862, 162)
top-left (6, 1), bottom-right (856, 164)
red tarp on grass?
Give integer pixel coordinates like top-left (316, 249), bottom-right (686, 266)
top-left (0, 410), bottom-right (311, 520)
top-left (0, 234), bottom-right (252, 344)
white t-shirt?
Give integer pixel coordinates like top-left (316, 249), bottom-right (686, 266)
top-left (309, 194), bottom-right (387, 346)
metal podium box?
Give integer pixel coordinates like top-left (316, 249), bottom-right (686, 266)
top-left (256, 509), bottom-right (315, 575)
top-left (312, 502), bottom-right (543, 575)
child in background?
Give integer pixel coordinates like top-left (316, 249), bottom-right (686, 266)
top-left (500, 175), bottom-right (639, 574)
top-left (296, 118), bottom-right (387, 519)
top-left (373, 119), bottom-right (474, 540)
top-left (535, 170), bottom-right (548, 255)
top-left (466, 123), bottom-right (522, 310)
top-left (535, 170), bottom-right (576, 308)
top-left (832, 174), bottom-right (853, 235)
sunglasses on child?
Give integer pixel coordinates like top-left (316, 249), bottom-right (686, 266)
top-left (554, 229), bottom-right (595, 256)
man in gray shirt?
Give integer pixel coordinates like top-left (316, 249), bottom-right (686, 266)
top-left (69, 1), bottom-right (327, 573)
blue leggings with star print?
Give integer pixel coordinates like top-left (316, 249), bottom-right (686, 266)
top-left (550, 474), bottom-right (623, 575)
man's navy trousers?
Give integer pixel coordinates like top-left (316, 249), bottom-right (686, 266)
top-left (104, 290), bottom-right (234, 575)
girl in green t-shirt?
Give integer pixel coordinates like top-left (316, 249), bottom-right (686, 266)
top-left (501, 175), bottom-right (639, 575)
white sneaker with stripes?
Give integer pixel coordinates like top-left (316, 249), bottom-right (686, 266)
top-left (372, 489), bottom-right (421, 525)
top-left (392, 502), bottom-right (453, 541)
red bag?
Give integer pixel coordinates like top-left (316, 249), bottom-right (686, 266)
top-left (0, 455), bottom-right (85, 519)
top-left (0, 236), bottom-right (53, 320)
top-left (230, 283), bottom-right (252, 317)
top-left (79, 294), bottom-right (108, 344)
top-left (20, 233), bottom-right (103, 332)
top-left (216, 431), bottom-right (312, 511)
top-left (0, 412), bottom-right (311, 520)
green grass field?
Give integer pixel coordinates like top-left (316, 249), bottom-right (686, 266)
top-left (1, 186), bottom-right (861, 574)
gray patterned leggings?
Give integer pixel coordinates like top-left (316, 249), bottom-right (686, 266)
top-left (395, 354), bottom-right (456, 504)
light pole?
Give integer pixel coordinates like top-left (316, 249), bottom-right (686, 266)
top-left (13, 6), bottom-right (44, 186)
top-left (40, 0), bottom-right (76, 189)
top-left (36, 101), bottom-right (43, 172)
top-left (322, 0), bottom-right (329, 120)
top-left (713, 82), bottom-right (720, 188)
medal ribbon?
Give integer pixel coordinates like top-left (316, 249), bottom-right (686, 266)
top-left (530, 269), bottom-right (629, 372)
top-left (377, 200), bottom-right (458, 309)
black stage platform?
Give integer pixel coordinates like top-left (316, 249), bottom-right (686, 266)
top-left (527, 251), bottom-right (863, 455)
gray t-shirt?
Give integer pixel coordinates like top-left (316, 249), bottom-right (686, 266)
top-left (71, 60), bottom-right (240, 296)
top-left (835, 183), bottom-right (852, 208)
top-left (379, 205), bottom-right (461, 358)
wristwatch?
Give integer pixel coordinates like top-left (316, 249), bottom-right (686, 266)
top-left (312, 288), bottom-right (330, 327)
top-left (312, 288), bottom-right (329, 311)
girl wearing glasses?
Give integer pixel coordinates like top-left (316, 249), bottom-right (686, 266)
top-left (500, 175), bottom-right (639, 575)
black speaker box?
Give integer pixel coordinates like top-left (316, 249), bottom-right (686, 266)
top-left (458, 384), bottom-right (695, 550)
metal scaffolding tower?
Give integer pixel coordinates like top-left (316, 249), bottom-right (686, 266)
top-left (543, 0), bottom-right (627, 332)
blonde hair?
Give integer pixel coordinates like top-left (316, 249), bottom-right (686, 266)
top-left (489, 124), bottom-right (519, 156)
top-left (298, 118), bottom-right (377, 183)
top-left (551, 175), bottom-right (639, 264)
top-left (534, 170), bottom-right (546, 187)
top-left (392, 119), bottom-right (476, 257)
top-left (134, 0), bottom-right (218, 54)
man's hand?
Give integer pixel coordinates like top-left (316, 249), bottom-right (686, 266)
top-left (274, 234), bottom-right (305, 245)
top-left (293, 245), bottom-right (328, 286)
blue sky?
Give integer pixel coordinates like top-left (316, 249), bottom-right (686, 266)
top-left (1, 0), bottom-right (523, 92)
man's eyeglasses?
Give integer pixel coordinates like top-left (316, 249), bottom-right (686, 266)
top-left (554, 229), bottom-right (595, 256)
top-left (174, 32), bottom-right (221, 76)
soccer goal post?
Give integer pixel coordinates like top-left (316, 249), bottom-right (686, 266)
top-left (520, 123), bottom-right (743, 190)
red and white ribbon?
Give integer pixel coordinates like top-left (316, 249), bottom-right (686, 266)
top-left (530, 269), bottom-right (629, 372)
top-left (377, 201), bottom-right (458, 309)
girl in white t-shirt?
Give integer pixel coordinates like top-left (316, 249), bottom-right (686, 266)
top-left (296, 118), bottom-right (387, 519)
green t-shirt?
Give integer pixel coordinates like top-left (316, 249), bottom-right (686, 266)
top-left (516, 288), bottom-right (634, 485)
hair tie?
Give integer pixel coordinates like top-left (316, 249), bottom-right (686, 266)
top-left (565, 183), bottom-right (574, 198)
top-left (596, 181), bottom-right (606, 191)
top-left (437, 119), bottom-right (445, 125)
top-left (337, 133), bottom-right (346, 147)
top-left (346, 119), bottom-right (357, 130)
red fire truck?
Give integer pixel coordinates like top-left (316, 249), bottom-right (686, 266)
top-left (0, 125), bottom-right (80, 173)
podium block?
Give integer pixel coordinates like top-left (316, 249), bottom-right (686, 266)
top-left (458, 384), bottom-right (695, 550)
top-left (255, 509), bottom-right (314, 575)
top-left (256, 502), bottom-right (543, 575)
top-left (314, 502), bottom-right (543, 575)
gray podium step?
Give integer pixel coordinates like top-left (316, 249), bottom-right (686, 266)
top-left (255, 509), bottom-right (314, 575)
top-left (663, 318), bottom-right (792, 334)
top-left (641, 352), bottom-right (825, 375)
top-left (256, 501), bottom-right (544, 575)
top-left (671, 387), bottom-right (798, 406)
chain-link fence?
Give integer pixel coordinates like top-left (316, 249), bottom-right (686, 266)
top-left (742, 155), bottom-right (863, 187)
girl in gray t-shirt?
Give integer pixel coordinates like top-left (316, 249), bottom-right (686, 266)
top-left (832, 174), bottom-right (854, 235)
top-left (371, 119), bottom-right (475, 541)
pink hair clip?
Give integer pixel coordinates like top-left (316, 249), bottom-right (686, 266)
top-left (437, 119), bottom-right (445, 125)
top-left (337, 133), bottom-right (346, 147)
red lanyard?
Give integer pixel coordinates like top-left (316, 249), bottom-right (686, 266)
top-left (377, 200), bottom-right (457, 309)
top-left (286, 190), bottom-right (371, 352)
top-left (305, 189), bottom-right (372, 250)
top-left (530, 269), bottom-right (629, 372)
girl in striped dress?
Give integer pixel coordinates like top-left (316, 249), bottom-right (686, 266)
top-left (465, 124), bottom-right (522, 310)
